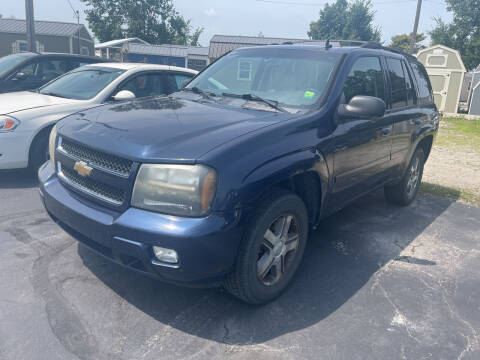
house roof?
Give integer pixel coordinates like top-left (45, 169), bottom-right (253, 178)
top-left (95, 38), bottom-right (149, 49)
top-left (209, 34), bottom-right (310, 59)
top-left (0, 18), bottom-right (87, 38)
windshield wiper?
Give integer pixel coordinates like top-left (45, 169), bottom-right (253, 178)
top-left (222, 92), bottom-right (287, 113)
top-left (183, 87), bottom-right (216, 100)
top-left (40, 91), bottom-right (70, 99)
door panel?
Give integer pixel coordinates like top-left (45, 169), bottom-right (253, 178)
top-left (331, 56), bottom-right (392, 209)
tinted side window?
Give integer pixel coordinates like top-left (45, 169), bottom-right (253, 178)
top-left (410, 62), bottom-right (433, 103)
top-left (344, 57), bottom-right (385, 104)
top-left (173, 74), bottom-right (194, 89)
top-left (386, 58), bottom-right (407, 109)
top-left (41, 59), bottom-right (71, 81)
top-left (15, 61), bottom-right (38, 78)
top-left (402, 62), bottom-right (416, 106)
top-left (118, 73), bottom-right (168, 98)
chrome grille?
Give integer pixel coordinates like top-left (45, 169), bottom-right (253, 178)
top-left (60, 139), bottom-right (133, 177)
top-left (60, 166), bottom-right (125, 205)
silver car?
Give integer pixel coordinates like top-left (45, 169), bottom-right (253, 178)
top-left (0, 63), bottom-right (197, 172)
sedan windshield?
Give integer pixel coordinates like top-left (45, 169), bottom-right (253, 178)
top-left (39, 67), bottom-right (125, 100)
top-left (186, 48), bottom-right (341, 112)
top-left (0, 53), bottom-right (36, 78)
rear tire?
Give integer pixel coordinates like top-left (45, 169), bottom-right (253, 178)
top-left (384, 148), bottom-right (425, 206)
top-left (28, 128), bottom-right (51, 175)
top-left (224, 190), bottom-right (308, 304)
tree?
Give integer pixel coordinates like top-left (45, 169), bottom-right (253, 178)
top-left (390, 32), bottom-right (426, 53)
top-left (81, 0), bottom-right (203, 46)
top-left (308, 0), bottom-right (381, 42)
top-left (429, 0), bottom-right (480, 71)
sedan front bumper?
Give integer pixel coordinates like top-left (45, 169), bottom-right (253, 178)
top-left (39, 162), bottom-right (244, 287)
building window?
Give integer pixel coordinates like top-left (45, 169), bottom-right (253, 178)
top-left (187, 58), bottom-right (208, 71)
top-left (238, 60), bottom-right (252, 81)
top-left (12, 40), bottom-right (44, 53)
top-left (80, 46), bottom-right (90, 56)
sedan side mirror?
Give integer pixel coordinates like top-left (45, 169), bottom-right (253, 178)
top-left (338, 95), bottom-right (386, 119)
top-left (113, 90), bottom-right (136, 101)
top-left (13, 72), bottom-right (27, 81)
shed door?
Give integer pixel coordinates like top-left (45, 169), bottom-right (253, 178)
top-left (428, 69), bottom-right (450, 112)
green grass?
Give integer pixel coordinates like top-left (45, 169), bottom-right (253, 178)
top-left (436, 117), bottom-right (480, 151)
top-left (420, 182), bottom-right (480, 207)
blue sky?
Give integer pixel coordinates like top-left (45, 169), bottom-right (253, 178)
top-left (1, 0), bottom-right (452, 46)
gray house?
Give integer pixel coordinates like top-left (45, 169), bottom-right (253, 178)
top-left (0, 18), bottom-right (94, 58)
top-left (208, 35), bottom-right (337, 63)
top-left (123, 43), bottom-right (210, 71)
top-left (209, 35), bottom-right (308, 62)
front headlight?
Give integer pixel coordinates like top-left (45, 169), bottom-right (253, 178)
top-left (0, 115), bottom-right (20, 132)
top-left (48, 125), bottom-right (58, 167)
top-left (132, 164), bottom-right (217, 217)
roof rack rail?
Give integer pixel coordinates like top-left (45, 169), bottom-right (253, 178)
top-left (361, 42), bottom-right (417, 59)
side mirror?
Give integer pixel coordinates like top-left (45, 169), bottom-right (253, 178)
top-left (338, 95), bottom-right (386, 119)
top-left (13, 72), bottom-right (27, 81)
top-left (113, 90), bottom-right (136, 101)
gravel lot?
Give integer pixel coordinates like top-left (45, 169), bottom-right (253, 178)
top-left (422, 118), bottom-right (480, 206)
top-left (0, 170), bottom-right (479, 360)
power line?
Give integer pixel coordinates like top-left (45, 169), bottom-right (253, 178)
top-left (65, 0), bottom-right (77, 15)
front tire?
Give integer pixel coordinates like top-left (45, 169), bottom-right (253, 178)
top-left (384, 148), bottom-right (425, 206)
top-left (28, 128), bottom-right (51, 175)
top-left (224, 190), bottom-right (308, 304)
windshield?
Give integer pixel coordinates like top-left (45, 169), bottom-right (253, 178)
top-left (186, 48), bottom-right (341, 111)
top-left (39, 67), bottom-right (125, 100)
top-left (0, 53), bottom-right (36, 78)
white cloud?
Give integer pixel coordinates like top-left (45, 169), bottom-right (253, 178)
top-left (204, 8), bottom-right (217, 17)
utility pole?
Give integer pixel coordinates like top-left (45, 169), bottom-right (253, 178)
top-left (409, 0), bottom-right (423, 54)
top-left (76, 10), bottom-right (80, 54)
top-left (25, 0), bottom-right (36, 52)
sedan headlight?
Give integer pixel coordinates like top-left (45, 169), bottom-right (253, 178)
top-left (132, 164), bottom-right (217, 217)
top-left (48, 125), bottom-right (58, 167)
top-left (0, 115), bottom-right (20, 132)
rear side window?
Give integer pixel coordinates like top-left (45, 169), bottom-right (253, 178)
top-left (386, 58), bottom-right (408, 109)
top-left (343, 57), bottom-right (385, 103)
top-left (401, 62), bottom-right (416, 106)
top-left (410, 62), bottom-right (433, 103)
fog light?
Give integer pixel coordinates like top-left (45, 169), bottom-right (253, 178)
top-left (153, 246), bottom-right (178, 264)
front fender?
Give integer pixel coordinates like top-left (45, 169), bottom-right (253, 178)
top-left (233, 148), bottom-right (330, 218)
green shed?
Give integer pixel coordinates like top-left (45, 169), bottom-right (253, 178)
top-left (416, 45), bottom-right (466, 114)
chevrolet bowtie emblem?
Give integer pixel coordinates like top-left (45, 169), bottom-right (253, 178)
top-left (73, 161), bottom-right (93, 177)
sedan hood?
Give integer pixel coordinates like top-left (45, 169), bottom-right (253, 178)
top-left (1, 91), bottom-right (80, 114)
top-left (58, 96), bottom-right (292, 163)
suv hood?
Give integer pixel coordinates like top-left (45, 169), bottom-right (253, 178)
top-left (1, 91), bottom-right (81, 114)
top-left (58, 96), bottom-right (292, 163)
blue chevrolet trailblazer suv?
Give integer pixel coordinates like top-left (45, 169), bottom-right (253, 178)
top-left (39, 42), bottom-right (438, 304)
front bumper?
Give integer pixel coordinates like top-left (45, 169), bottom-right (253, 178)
top-left (39, 162), bottom-right (243, 287)
top-left (0, 131), bottom-right (30, 169)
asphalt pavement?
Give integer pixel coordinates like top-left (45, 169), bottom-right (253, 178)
top-left (0, 170), bottom-right (479, 360)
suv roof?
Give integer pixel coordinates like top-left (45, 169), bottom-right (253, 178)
top-left (235, 40), bottom-right (418, 61)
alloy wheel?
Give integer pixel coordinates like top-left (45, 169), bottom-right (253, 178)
top-left (406, 156), bottom-right (420, 197)
top-left (257, 214), bottom-right (300, 286)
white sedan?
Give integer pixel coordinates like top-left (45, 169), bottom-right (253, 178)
top-left (0, 63), bottom-right (197, 172)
